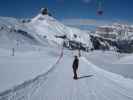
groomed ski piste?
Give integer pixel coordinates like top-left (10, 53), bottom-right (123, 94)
top-left (1, 47), bottom-right (133, 100)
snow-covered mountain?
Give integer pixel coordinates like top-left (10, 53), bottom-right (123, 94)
top-left (0, 16), bottom-right (48, 50)
top-left (0, 13), bottom-right (92, 50)
top-left (96, 23), bottom-right (133, 40)
top-left (2, 12), bottom-right (133, 53)
top-left (90, 23), bottom-right (133, 53)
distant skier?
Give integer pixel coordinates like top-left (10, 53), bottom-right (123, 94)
top-left (72, 56), bottom-right (79, 80)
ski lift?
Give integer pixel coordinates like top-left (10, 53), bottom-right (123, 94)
top-left (96, 0), bottom-right (104, 16)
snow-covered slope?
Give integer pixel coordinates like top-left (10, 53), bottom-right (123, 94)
top-left (0, 14), bottom-right (92, 50)
top-left (1, 53), bottom-right (133, 100)
top-left (26, 14), bottom-right (92, 46)
top-left (96, 23), bottom-right (133, 40)
top-left (0, 46), bottom-right (61, 93)
top-left (0, 17), bottom-right (49, 50)
top-left (85, 51), bottom-right (133, 79)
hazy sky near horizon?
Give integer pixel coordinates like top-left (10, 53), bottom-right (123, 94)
top-left (0, 0), bottom-right (132, 29)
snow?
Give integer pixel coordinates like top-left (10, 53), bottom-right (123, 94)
top-left (0, 46), bottom-right (61, 93)
top-left (96, 23), bottom-right (133, 40)
top-left (26, 14), bottom-right (92, 47)
top-left (85, 51), bottom-right (133, 79)
top-left (1, 52), bottom-right (133, 100)
top-left (30, 56), bottom-right (133, 100)
top-left (0, 14), bottom-right (92, 49)
top-left (117, 54), bottom-right (133, 64)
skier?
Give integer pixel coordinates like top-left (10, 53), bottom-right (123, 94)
top-left (72, 56), bottom-right (79, 80)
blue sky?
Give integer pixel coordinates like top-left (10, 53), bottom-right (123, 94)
top-left (0, 0), bottom-right (133, 30)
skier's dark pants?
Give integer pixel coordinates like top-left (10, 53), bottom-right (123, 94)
top-left (73, 67), bottom-right (78, 78)
top-left (72, 56), bottom-right (79, 79)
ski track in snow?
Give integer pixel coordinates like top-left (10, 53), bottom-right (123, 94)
top-left (1, 55), bottom-right (133, 100)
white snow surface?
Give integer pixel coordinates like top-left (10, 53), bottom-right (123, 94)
top-left (27, 14), bottom-right (92, 46)
top-left (1, 49), bottom-right (133, 100)
top-left (0, 46), bottom-right (61, 93)
top-left (85, 51), bottom-right (133, 79)
top-left (0, 14), bottom-right (92, 49)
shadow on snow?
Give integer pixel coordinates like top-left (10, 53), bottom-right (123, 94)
top-left (78, 75), bottom-right (94, 79)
